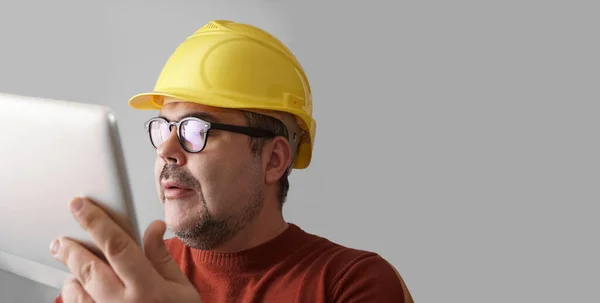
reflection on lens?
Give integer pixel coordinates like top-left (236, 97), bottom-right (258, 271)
top-left (150, 120), bottom-right (170, 148)
top-left (181, 120), bottom-right (206, 152)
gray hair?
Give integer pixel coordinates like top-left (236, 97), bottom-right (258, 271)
top-left (242, 111), bottom-right (301, 206)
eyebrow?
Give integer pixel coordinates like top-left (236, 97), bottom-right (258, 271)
top-left (159, 112), bottom-right (221, 123)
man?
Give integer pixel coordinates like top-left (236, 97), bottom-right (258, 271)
top-left (50, 20), bottom-right (413, 302)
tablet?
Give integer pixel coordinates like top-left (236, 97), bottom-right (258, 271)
top-left (0, 92), bottom-right (141, 288)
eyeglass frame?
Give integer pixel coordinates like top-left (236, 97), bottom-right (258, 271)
top-left (144, 116), bottom-right (288, 153)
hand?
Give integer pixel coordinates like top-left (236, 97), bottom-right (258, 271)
top-left (50, 197), bottom-right (202, 303)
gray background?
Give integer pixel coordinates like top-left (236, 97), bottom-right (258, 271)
top-left (1, 0), bottom-right (598, 302)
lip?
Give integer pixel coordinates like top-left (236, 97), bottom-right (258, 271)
top-left (164, 187), bottom-right (194, 199)
top-left (162, 180), bottom-right (189, 190)
top-left (162, 180), bottom-right (194, 199)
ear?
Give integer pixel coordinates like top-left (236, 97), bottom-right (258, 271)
top-left (263, 137), bottom-right (292, 185)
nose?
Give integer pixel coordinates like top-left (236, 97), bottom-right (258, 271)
top-left (156, 128), bottom-right (186, 165)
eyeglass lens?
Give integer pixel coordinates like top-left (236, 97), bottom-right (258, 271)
top-left (149, 119), bottom-right (208, 152)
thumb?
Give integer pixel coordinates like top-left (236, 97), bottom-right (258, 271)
top-left (143, 220), bottom-right (190, 284)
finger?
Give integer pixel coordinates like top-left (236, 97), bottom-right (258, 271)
top-left (68, 197), bottom-right (156, 288)
top-left (61, 276), bottom-right (95, 303)
top-left (51, 237), bottom-right (122, 301)
top-left (143, 220), bottom-right (190, 284)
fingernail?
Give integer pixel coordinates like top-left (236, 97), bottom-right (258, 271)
top-left (70, 198), bottom-right (84, 213)
top-left (50, 239), bottom-right (60, 255)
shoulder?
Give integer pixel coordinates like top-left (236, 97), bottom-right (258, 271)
top-left (330, 250), bottom-right (413, 303)
top-left (297, 228), bottom-right (413, 302)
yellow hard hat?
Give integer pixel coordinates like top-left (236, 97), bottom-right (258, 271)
top-left (128, 20), bottom-right (316, 169)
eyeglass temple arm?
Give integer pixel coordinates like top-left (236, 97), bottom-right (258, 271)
top-left (210, 122), bottom-right (281, 138)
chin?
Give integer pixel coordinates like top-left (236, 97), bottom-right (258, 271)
top-left (165, 213), bottom-right (203, 234)
top-left (163, 201), bottom-right (205, 230)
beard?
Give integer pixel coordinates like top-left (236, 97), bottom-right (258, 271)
top-left (159, 157), bottom-right (264, 250)
top-left (174, 191), bottom-right (263, 250)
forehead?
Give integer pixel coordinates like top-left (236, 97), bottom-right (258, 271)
top-left (158, 101), bottom-right (244, 123)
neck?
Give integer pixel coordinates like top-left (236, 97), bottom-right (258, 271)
top-left (211, 197), bottom-right (287, 253)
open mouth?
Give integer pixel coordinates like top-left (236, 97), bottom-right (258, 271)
top-left (163, 181), bottom-right (194, 199)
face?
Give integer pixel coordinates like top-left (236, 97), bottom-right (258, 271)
top-left (153, 101), bottom-right (266, 250)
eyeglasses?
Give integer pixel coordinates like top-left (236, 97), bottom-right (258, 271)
top-left (144, 116), bottom-right (285, 153)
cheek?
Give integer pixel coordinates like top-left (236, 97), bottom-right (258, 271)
top-left (193, 157), bottom-right (233, 198)
top-left (191, 153), bottom-right (260, 210)
top-left (154, 159), bottom-right (167, 200)
top-left (154, 160), bottom-right (163, 183)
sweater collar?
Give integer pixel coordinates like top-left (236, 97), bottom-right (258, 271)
top-left (188, 223), bottom-right (313, 272)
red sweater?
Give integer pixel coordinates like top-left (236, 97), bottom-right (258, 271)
top-left (54, 223), bottom-right (413, 302)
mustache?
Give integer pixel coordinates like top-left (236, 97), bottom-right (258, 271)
top-left (160, 164), bottom-right (201, 190)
